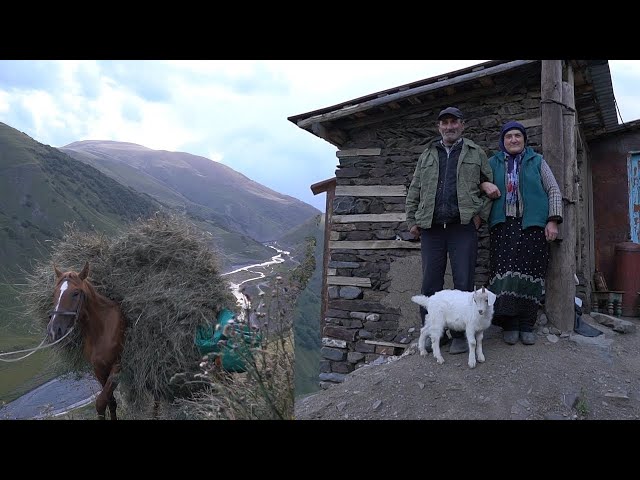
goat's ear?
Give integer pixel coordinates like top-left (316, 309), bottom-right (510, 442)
top-left (488, 291), bottom-right (496, 306)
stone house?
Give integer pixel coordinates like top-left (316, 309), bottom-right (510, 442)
top-left (290, 60), bottom-right (639, 385)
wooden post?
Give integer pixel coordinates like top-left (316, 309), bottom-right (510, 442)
top-left (542, 60), bottom-right (575, 332)
top-left (310, 178), bottom-right (336, 334)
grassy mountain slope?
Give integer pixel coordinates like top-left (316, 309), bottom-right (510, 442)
top-left (61, 140), bottom-right (320, 243)
top-left (0, 123), bottom-right (158, 286)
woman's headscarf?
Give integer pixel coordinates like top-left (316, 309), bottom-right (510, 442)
top-left (499, 121), bottom-right (527, 173)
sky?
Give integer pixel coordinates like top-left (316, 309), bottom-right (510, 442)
top-left (1, 60), bottom-right (639, 212)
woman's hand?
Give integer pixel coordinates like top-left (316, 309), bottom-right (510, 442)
top-left (409, 225), bottom-right (421, 239)
top-left (480, 182), bottom-right (501, 199)
top-left (545, 220), bottom-right (558, 242)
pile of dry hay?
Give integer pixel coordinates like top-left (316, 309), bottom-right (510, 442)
top-left (23, 213), bottom-right (235, 410)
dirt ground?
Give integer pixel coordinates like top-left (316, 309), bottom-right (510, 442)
top-left (295, 313), bottom-right (640, 420)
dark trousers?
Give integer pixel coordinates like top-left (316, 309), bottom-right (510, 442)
top-left (419, 222), bottom-right (478, 335)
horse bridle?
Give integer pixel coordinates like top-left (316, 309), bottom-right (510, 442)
top-left (48, 289), bottom-right (85, 322)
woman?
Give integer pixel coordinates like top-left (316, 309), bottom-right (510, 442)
top-left (482, 121), bottom-right (562, 345)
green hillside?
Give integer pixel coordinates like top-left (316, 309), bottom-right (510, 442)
top-left (0, 123), bottom-right (159, 327)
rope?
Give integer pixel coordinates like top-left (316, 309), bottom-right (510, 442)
top-left (0, 327), bottom-right (75, 363)
top-left (540, 98), bottom-right (576, 112)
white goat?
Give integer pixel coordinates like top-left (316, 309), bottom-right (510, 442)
top-left (411, 287), bottom-right (496, 368)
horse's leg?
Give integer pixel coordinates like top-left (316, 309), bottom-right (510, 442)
top-left (93, 368), bottom-right (109, 420)
top-left (94, 363), bottom-right (120, 420)
top-left (107, 394), bottom-right (118, 421)
top-left (103, 363), bottom-right (121, 420)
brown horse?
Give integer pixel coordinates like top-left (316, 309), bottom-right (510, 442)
top-left (48, 261), bottom-right (126, 420)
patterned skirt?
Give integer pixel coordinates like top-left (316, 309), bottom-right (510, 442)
top-left (488, 217), bottom-right (549, 327)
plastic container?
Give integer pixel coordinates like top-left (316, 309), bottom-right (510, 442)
top-left (613, 241), bottom-right (640, 316)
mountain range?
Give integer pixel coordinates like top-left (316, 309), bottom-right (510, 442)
top-left (61, 140), bottom-right (318, 245)
top-left (0, 121), bottom-right (320, 326)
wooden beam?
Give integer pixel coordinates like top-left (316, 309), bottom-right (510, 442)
top-left (296, 60), bottom-right (537, 129)
top-left (330, 240), bottom-right (420, 250)
top-left (542, 61), bottom-right (565, 192)
top-left (542, 60), bottom-right (573, 333)
top-left (336, 148), bottom-right (382, 158)
top-left (332, 213), bottom-right (406, 223)
top-left (310, 177), bottom-right (336, 195)
top-left (335, 185), bottom-right (407, 197)
top-left (327, 276), bottom-right (372, 287)
top-left (364, 340), bottom-right (409, 349)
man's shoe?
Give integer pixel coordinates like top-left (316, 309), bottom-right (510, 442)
top-left (448, 337), bottom-right (469, 355)
top-left (503, 330), bottom-right (519, 345)
top-left (423, 335), bottom-right (451, 353)
top-left (520, 331), bottom-right (536, 345)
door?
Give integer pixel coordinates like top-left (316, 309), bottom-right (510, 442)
top-left (629, 152), bottom-right (640, 243)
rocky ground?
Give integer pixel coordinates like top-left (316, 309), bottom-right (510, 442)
top-left (295, 313), bottom-right (640, 420)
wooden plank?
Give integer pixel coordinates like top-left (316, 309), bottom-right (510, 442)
top-left (333, 213), bottom-right (406, 223)
top-left (364, 340), bottom-right (409, 349)
top-left (336, 148), bottom-right (382, 158)
top-left (327, 276), bottom-right (372, 287)
top-left (335, 185), bottom-right (407, 197)
top-left (327, 268), bottom-right (337, 276)
top-left (297, 60), bottom-right (536, 129)
top-left (330, 240), bottom-right (420, 250)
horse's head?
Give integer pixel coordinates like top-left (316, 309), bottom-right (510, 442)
top-left (47, 261), bottom-right (89, 341)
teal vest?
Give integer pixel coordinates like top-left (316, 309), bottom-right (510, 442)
top-left (488, 147), bottom-right (548, 229)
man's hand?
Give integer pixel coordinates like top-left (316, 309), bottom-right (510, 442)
top-left (409, 225), bottom-right (421, 239)
top-left (472, 215), bottom-right (482, 230)
top-left (480, 181), bottom-right (501, 199)
top-left (545, 220), bottom-right (558, 241)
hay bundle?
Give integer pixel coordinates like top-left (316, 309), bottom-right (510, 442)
top-left (23, 213), bottom-right (235, 410)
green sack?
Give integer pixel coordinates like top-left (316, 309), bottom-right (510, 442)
top-left (195, 308), bottom-right (262, 373)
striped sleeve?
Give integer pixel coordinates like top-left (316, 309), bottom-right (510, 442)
top-left (540, 159), bottom-right (563, 223)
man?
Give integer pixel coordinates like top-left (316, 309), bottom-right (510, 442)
top-left (405, 106), bottom-right (494, 354)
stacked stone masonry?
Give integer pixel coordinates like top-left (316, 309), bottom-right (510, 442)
top-left (320, 69), bottom-right (590, 383)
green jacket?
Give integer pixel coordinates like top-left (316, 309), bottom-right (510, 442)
top-left (406, 138), bottom-right (493, 229)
